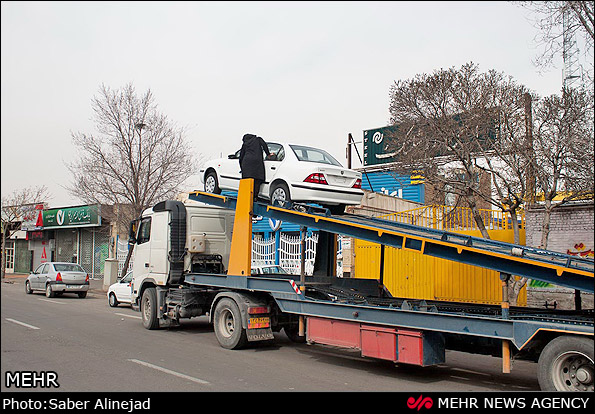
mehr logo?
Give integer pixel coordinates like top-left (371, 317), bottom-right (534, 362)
top-left (407, 395), bottom-right (433, 410)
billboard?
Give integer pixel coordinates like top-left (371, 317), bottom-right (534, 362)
top-left (41, 205), bottom-right (101, 229)
top-left (363, 125), bottom-right (398, 166)
top-left (19, 203), bottom-right (46, 231)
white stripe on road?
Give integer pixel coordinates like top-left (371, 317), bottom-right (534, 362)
top-left (39, 298), bottom-right (65, 304)
top-left (5, 318), bottom-right (40, 330)
top-left (127, 359), bottom-right (210, 385)
top-left (116, 312), bottom-right (142, 320)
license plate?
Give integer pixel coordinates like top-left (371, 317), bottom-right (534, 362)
top-left (248, 317), bottom-right (270, 329)
top-left (67, 285), bottom-right (80, 289)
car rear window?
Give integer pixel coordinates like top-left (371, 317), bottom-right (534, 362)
top-left (53, 264), bottom-right (85, 272)
top-left (290, 145), bottom-right (342, 166)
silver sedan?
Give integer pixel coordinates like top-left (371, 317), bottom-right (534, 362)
top-left (25, 262), bottom-right (90, 298)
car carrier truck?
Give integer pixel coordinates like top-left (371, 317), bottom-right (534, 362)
top-left (128, 179), bottom-right (594, 391)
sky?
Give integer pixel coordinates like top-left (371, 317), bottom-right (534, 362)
top-left (0, 1), bottom-right (576, 208)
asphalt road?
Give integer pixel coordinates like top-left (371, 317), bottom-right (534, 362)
top-left (1, 277), bottom-right (540, 392)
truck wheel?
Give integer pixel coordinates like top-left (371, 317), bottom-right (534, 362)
top-left (213, 298), bottom-right (247, 350)
top-left (141, 287), bottom-right (160, 330)
top-left (537, 335), bottom-right (594, 391)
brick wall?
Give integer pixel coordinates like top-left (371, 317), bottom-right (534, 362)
top-left (526, 202), bottom-right (594, 254)
top-left (525, 201), bottom-right (594, 310)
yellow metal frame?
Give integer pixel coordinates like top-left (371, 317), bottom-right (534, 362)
top-left (264, 204), bottom-right (592, 279)
top-left (227, 179), bottom-right (254, 276)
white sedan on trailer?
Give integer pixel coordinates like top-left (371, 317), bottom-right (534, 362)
top-left (199, 142), bottom-right (364, 214)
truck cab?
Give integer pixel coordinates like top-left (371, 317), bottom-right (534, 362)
top-left (129, 199), bottom-right (234, 308)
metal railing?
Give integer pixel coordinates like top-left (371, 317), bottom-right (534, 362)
top-left (378, 205), bottom-right (525, 232)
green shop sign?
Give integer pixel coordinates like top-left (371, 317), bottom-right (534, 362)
top-left (42, 205), bottom-right (101, 228)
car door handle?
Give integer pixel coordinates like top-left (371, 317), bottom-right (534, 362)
top-left (145, 263), bottom-right (150, 268)
top-left (270, 167), bottom-right (276, 170)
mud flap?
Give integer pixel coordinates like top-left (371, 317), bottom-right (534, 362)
top-left (247, 327), bottom-right (274, 342)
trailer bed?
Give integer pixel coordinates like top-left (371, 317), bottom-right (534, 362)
top-left (183, 272), bottom-right (593, 351)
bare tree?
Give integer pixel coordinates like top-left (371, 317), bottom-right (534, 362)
top-left (1, 186), bottom-right (51, 279)
top-left (531, 86), bottom-right (594, 249)
top-left (387, 62), bottom-right (532, 240)
top-left (493, 87), bottom-right (594, 301)
top-left (66, 83), bottom-right (198, 234)
top-left (386, 63), bottom-right (549, 304)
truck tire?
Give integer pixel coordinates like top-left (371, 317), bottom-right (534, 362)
top-left (213, 298), bottom-right (247, 350)
top-left (141, 287), bottom-right (160, 330)
top-left (537, 335), bottom-right (594, 391)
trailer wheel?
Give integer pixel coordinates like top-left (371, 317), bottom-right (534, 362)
top-left (213, 298), bottom-right (247, 350)
top-left (537, 335), bottom-right (594, 391)
top-left (141, 287), bottom-right (160, 330)
top-left (284, 319), bottom-right (307, 343)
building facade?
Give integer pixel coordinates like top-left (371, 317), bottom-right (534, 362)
top-left (13, 204), bottom-right (111, 279)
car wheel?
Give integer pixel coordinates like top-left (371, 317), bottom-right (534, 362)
top-left (204, 171), bottom-right (221, 194)
top-left (109, 293), bottom-right (119, 307)
top-left (45, 283), bottom-right (55, 298)
top-left (25, 281), bottom-right (33, 294)
top-left (270, 182), bottom-right (291, 207)
top-left (78, 291), bottom-right (87, 299)
top-left (326, 204), bottom-right (346, 215)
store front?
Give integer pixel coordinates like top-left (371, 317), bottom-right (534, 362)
top-left (28, 204), bottom-right (110, 279)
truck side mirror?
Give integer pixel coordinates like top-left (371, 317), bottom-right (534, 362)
top-left (128, 220), bottom-right (138, 244)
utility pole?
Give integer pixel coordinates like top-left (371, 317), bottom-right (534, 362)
top-left (524, 92), bottom-right (535, 207)
top-left (346, 133), bottom-right (353, 169)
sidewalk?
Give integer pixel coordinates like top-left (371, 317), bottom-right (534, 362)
top-left (1, 272), bottom-right (107, 294)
